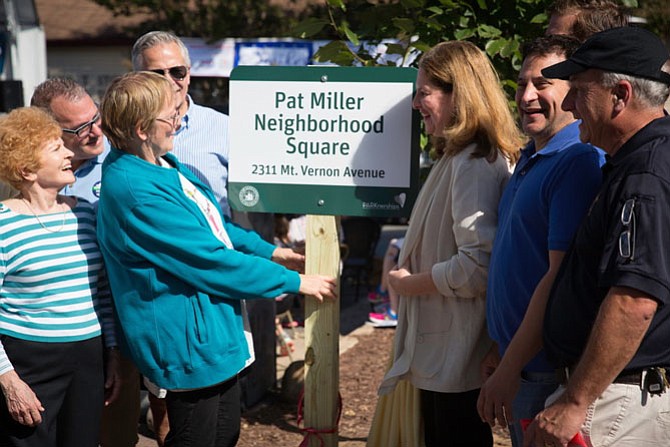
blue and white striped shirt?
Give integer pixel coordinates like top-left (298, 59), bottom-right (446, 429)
top-left (173, 96), bottom-right (231, 216)
top-left (0, 200), bottom-right (115, 375)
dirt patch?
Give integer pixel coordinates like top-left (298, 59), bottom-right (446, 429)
top-left (238, 328), bottom-right (511, 446)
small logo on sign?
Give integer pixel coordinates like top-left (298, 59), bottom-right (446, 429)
top-left (239, 186), bottom-right (259, 207)
top-left (394, 193), bottom-right (406, 208)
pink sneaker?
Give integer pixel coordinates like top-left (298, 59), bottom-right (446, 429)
top-left (368, 309), bottom-right (397, 328)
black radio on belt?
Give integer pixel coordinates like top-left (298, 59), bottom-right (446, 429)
top-left (643, 367), bottom-right (669, 395)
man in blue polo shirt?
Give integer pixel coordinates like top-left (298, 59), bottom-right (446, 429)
top-left (31, 78), bottom-right (135, 447)
top-left (31, 78), bottom-right (109, 205)
top-left (476, 35), bottom-right (604, 447)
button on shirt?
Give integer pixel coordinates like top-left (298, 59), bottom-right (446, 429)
top-left (173, 96), bottom-right (230, 217)
top-left (544, 116), bottom-right (670, 371)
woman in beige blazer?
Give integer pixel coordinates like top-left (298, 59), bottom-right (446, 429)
top-left (369, 41), bottom-right (524, 447)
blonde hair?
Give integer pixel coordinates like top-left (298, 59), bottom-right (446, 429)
top-left (419, 41), bottom-right (523, 163)
top-left (100, 71), bottom-right (173, 151)
top-left (0, 107), bottom-right (62, 189)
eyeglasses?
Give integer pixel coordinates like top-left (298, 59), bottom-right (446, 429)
top-left (618, 198), bottom-right (636, 260)
top-left (61, 111), bottom-right (101, 139)
top-left (155, 113), bottom-right (180, 129)
top-left (149, 65), bottom-right (189, 81)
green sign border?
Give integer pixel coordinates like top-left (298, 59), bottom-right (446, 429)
top-left (229, 65), bottom-right (421, 217)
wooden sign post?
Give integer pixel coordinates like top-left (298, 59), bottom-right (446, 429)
top-left (303, 215), bottom-right (340, 446)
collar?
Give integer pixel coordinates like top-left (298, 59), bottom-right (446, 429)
top-left (74, 142), bottom-right (110, 176)
top-left (603, 115), bottom-right (670, 175)
top-left (523, 121), bottom-right (585, 159)
top-left (176, 95), bottom-right (194, 135)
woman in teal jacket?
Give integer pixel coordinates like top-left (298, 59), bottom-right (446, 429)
top-left (97, 72), bottom-right (335, 447)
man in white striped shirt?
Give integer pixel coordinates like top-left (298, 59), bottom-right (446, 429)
top-left (132, 31), bottom-right (231, 217)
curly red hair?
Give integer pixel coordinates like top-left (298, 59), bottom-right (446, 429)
top-left (0, 107), bottom-right (62, 189)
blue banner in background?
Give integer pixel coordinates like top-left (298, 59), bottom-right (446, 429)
top-left (234, 41), bottom-right (314, 68)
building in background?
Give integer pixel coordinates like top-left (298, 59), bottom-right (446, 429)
top-left (0, 0), bottom-right (46, 110)
top-left (35, 0), bottom-right (147, 102)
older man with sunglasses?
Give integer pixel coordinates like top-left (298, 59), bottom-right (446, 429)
top-left (524, 27), bottom-right (670, 447)
top-left (132, 31), bottom-right (231, 218)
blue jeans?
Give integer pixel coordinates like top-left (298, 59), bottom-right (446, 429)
top-left (508, 371), bottom-right (558, 447)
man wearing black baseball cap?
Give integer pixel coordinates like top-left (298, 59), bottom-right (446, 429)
top-left (524, 26), bottom-right (670, 447)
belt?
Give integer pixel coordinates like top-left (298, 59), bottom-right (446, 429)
top-left (555, 367), bottom-right (646, 386)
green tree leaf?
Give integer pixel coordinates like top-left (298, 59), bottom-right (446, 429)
top-left (454, 28), bottom-right (476, 40)
top-left (314, 41), bottom-right (354, 66)
top-left (392, 18), bottom-right (416, 34)
top-left (484, 38), bottom-right (507, 57)
top-left (385, 43), bottom-right (407, 56)
top-left (341, 22), bottom-right (360, 46)
top-left (530, 13), bottom-right (547, 24)
top-left (477, 24), bottom-right (502, 38)
top-left (294, 18), bottom-right (329, 39)
top-left (327, 0), bottom-right (346, 10)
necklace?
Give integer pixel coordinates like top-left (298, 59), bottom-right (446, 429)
top-left (21, 198), bottom-right (67, 233)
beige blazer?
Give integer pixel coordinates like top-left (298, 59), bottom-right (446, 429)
top-left (380, 144), bottom-right (511, 394)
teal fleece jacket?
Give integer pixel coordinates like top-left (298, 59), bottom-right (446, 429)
top-left (97, 147), bottom-right (301, 390)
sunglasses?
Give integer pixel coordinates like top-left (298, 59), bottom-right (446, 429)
top-left (618, 198), bottom-right (636, 260)
top-left (149, 65), bottom-right (189, 81)
top-left (61, 111), bottom-right (101, 139)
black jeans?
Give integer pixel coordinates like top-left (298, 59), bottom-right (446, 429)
top-left (165, 376), bottom-right (241, 447)
top-left (421, 388), bottom-right (492, 447)
top-left (0, 336), bottom-right (104, 447)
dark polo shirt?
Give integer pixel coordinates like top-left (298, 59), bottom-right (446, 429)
top-left (544, 116), bottom-right (670, 371)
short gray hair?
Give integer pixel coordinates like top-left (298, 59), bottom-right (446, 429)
top-left (30, 78), bottom-right (88, 113)
top-left (601, 71), bottom-right (670, 108)
top-left (131, 31), bottom-right (191, 70)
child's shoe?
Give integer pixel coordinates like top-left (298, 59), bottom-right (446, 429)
top-left (368, 308), bottom-right (398, 328)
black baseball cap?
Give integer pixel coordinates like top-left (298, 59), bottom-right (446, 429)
top-left (542, 27), bottom-right (670, 85)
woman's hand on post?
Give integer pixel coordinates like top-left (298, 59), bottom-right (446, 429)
top-left (0, 370), bottom-right (44, 426)
top-left (299, 274), bottom-right (337, 301)
top-left (272, 247), bottom-right (305, 273)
